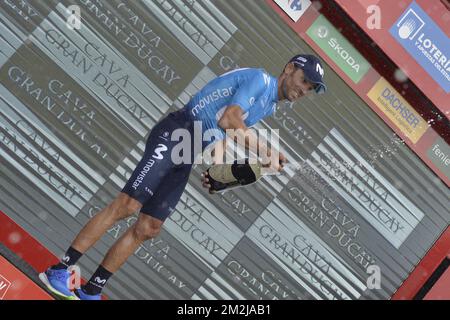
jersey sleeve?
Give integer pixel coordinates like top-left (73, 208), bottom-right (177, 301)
top-left (229, 71), bottom-right (269, 113)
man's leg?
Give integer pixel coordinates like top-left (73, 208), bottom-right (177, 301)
top-left (100, 214), bottom-right (163, 273)
top-left (71, 193), bottom-right (142, 254)
top-left (41, 122), bottom-right (172, 297)
top-left (79, 164), bottom-right (192, 297)
top-left (42, 113), bottom-right (189, 298)
top-left (39, 193), bottom-right (142, 299)
top-left (70, 113), bottom-right (182, 257)
top-left (49, 193), bottom-right (141, 271)
top-left (77, 213), bottom-right (163, 297)
top-left (51, 114), bottom-right (178, 272)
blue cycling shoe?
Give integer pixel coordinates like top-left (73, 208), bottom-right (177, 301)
top-left (74, 287), bottom-right (102, 300)
top-left (39, 267), bottom-right (78, 300)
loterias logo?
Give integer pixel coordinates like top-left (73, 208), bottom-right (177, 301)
top-left (390, 1), bottom-right (450, 92)
top-left (307, 15), bottom-right (370, 83)
top-left (274, 0), bottom-right (311, 22)
top-left (396, 9), bottom-right (425, 40)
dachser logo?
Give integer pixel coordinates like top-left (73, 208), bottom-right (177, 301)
top-left (0, 274), bottom-right (12, 300)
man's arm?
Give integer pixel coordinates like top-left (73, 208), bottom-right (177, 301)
top-left (210, 138), bottom-right (227, 165)
top-left (201, 105), bottom-right (286, 192)
top-left (218, 105), bottom-right (285, 170)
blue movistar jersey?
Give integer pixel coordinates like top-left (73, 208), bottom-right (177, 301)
top-left (184, 68), bottom-right (279, 147)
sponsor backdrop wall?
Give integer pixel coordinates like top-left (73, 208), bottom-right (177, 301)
top-left (271, 0), bottom-right (450, 187)
top-left (0, 0), bottom-right (449, 299)
top-left (335, 0), bottom-right (449, 119)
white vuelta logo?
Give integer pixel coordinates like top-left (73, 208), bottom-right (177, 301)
top-left (274, 0), bottom-right (312, 23)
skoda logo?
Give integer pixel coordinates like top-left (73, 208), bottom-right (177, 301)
top-left (317, 26), bottom-right (328, 39)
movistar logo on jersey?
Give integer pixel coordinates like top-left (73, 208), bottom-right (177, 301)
top-left (95, 277), bottom-right (106, 285)
top-left (191, 87), bottom-right (234, 116)
top-left (152, 143), bottom-right (168, 160)
top-left (132, 144), bottom-right (167, 190)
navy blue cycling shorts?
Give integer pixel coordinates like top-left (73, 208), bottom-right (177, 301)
top-left (121, 109), bottom-right (195, 222)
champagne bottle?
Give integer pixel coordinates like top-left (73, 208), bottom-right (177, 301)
top-left (207, 159), bottom-right (263, 192)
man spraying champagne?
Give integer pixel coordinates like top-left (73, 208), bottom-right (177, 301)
top-left (39, 54), bottom-right (326, 300)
